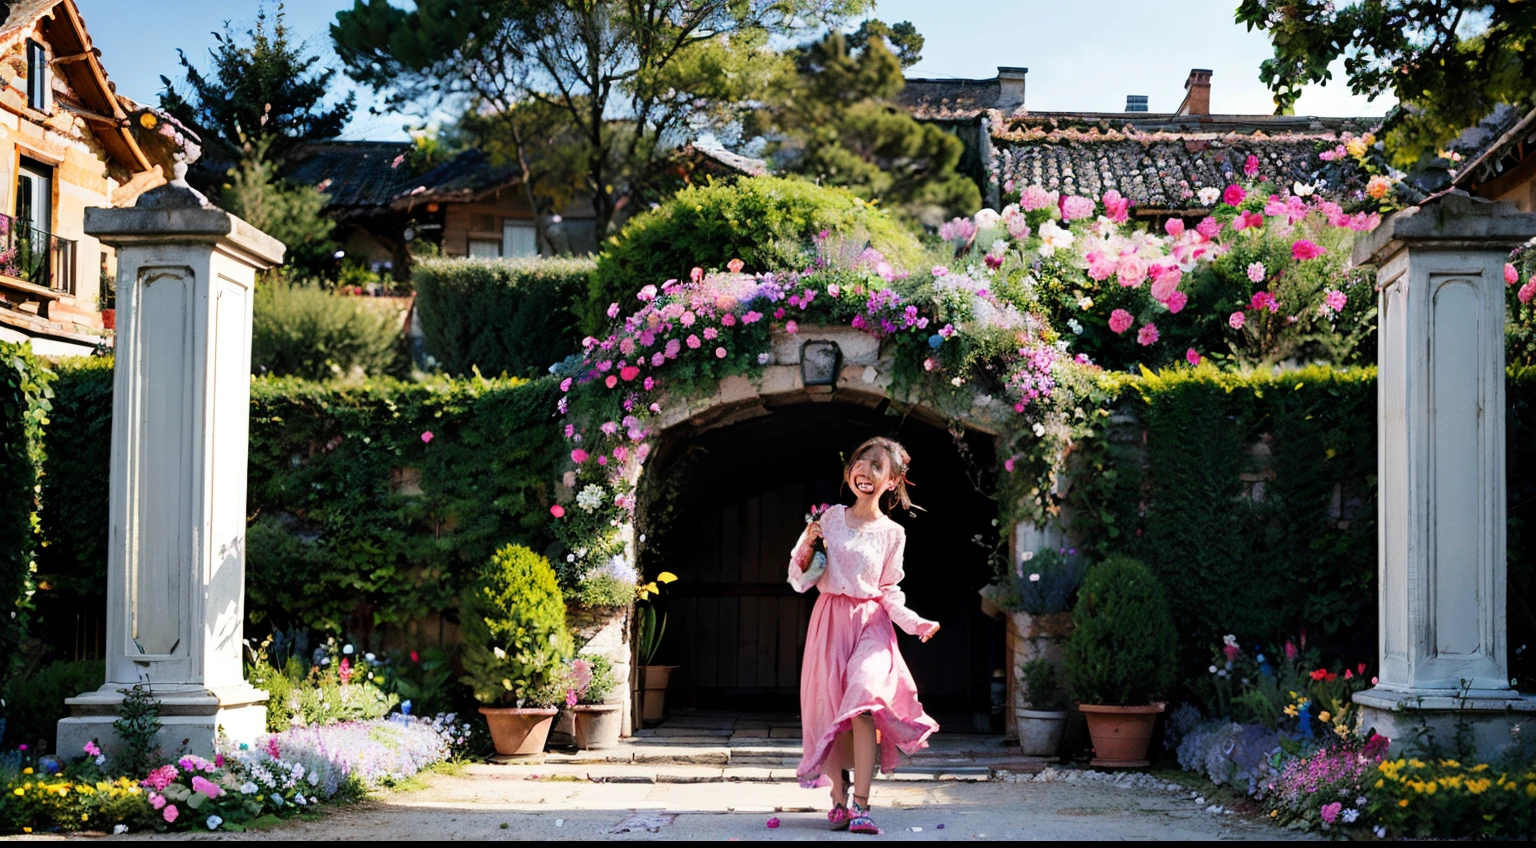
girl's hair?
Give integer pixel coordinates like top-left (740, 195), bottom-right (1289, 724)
top-left (844, 437), bottom-right (920, 513)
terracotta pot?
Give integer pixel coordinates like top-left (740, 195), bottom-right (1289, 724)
top-left (1079, 703), bottom-right (1164, 767)
top-left (479, 706), bottom-right (558, 757)
top-left (640, 665), bottom-right (678, 726)
top-left (1015, 708), bottom-right (1067, 758)
top-left (570, 704), bottom-right (623, 750)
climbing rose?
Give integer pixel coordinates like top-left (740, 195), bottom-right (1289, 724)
top-left (1136, 323), bottom-right (1159, 346)
top-left (1508, 263), bottom-right (1520, 285)
top-left (1222, 184), bottom-right (1246, 207)
top-left (1166, 291), bottom-right (1188, 313)
top-left (1324, 290), bottom-right (1348, 313)
top-left (1229, 311), bottom-right (1246, 330)
top-left (1291, 239), bottom-right (1325, 260)
top-left (1108, 309), bottom-right (1134, 334)
top-left (1520, 280), bottom-right (1536, 304)
top-left (1247, 262), bottom-right (1266, 283)
top-left (1116, 255), bottom-right (1148, 287)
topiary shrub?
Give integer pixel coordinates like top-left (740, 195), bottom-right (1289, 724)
top-left (1062, 556), bottom-right (1178, 706)
top-left (251, 279), bottom-right (405, 379)
top-left (413, 257), bottom-right (595, 377)
top-left (585, 175), bottom-right (924, 333)
top-left (459, 544), bottom-right (572, 707)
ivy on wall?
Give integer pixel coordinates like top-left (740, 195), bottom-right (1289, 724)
top-left (0, 341), bottom-right (55, 692)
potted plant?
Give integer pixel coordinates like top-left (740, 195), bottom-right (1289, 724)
top-left (565, 655), bottom-right (622, 750)
top-left (1016, 658), bottom-right (1068, 758)
top-left (1061, 556), bottom-right (1177, 768)
top-left (986, 547), bottom-right (1083, 739)
top-left (635, 573), bottom-right (678, 726)
top-left (460, 544), bottom-right (572, 757)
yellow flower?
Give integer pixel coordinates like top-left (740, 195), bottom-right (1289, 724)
top-left (139, 112), bottom-right (158, 129)
top-left (1366, 174), bottom-right (1394, 199)
top-left (1333, 724), bottom-right (1349, 738)
top-left (1283, 705), bottom-right (1298, 717)
top-left (657, 571), bottom-right (678, 584)
top-left (1375, 779), bottom-right (1385, 788)
top-left (1467, 778), bottom-right (1492, 795)
top-left (81, 813), bottom-right (88, 821)
top-left (1318, 711), bottom-right (1332, 723)
top-left (644, 582), bottom-right (659, 595)
top-left (1440, 759), bottom-right (1461, 769)
top-left (22, 768), bottom-right (32, 775)
top-left (1346, 136), bottom-right (1370, 158)
top-left (1399, 799), bottom-right (1410, 807)
top-left (12, 787), bottom-right (22, 796)
top-left (1526, 782), bottom-right (1536, 798)
top-left (1470, 763), bottom-right (1490, 773)
top-left (1409, 758), bottom-right (1427, 769)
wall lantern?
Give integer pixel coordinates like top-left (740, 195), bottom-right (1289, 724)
top-left (800, 340), bottom-right (842, 388)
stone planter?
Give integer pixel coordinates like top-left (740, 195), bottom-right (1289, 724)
top-left (1015, 708), bottom-right (1067, 758)
top-left (639, 665), bottom-right (678, 726)
top-left (1004, 611), bottom-right (1074, 739)
top-left (479, 706), bottom-right (558, 757)
top-left (1079, 703), bottom-right (1163, 768)
top-left (570, 704), bottom-right (623, 750)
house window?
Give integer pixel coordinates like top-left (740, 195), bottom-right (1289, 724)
top-left (467, 239), bottom-right (500, 259)
top-left (502, 221), bottom-right (537, 257)
top-left (26, 41), bottom-right (49, 113)
top-left (469, 212), bottom-right (497, 233)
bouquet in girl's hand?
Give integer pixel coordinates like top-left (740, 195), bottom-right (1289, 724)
top-left (802, 503), bottom-right (833, 581)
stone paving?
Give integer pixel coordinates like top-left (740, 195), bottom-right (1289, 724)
top-left (534, 710), bottom-right (1044, 782)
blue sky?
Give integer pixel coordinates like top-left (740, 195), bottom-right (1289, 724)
top-left (75, 0), bottom-right (1392, 142)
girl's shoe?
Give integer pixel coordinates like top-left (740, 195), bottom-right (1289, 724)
top-left (849, 796), bottom-right (879, 835)
top-left (827, 804), bottom-right (850, 831)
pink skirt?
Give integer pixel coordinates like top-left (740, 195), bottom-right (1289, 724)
top-left (795, 593), bottom-right (939, 787)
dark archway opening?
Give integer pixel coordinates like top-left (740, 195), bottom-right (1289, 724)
top-left (642, 401), bottom-right (1003, 731)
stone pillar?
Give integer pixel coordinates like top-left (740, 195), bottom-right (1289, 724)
top-left (1352, 192), bottom-right (1536, 754)
top-left (57, 168), bottom-right (285, 758)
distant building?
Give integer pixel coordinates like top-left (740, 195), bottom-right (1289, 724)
top-left (899, 66), bottom-right (1378, 215)
top-left (1448, 104), bottom-right (1536, 213)
top-left (0, 0), bottom-right (185, 355)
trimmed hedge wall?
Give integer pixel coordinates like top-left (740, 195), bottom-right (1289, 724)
top-left (413, 257), bottom-right (594, 378)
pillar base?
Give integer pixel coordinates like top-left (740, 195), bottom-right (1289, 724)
top-left (1354, 686), bottom-right (1536, 759)
top-left (57, 683), bottom-right (268, 759)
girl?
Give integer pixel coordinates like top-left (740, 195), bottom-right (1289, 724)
top-left (787, 437), bottom-right (941, 835)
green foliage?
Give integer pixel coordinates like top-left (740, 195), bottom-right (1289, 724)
top-left (245, 638), bottom-right (397, 733)
top-left (112, 684), bottom-right (163, 778)
top-left (576, 654), bottom-right (618, 705)
top-left (1061, 556), bottom-right (1178, 706)
top-left (0, 341), bottom-right (53, 694)
top-left (1019, 658), bottom-right (1064, 711)
top-left (221, 139), bottom-right (338, 276)
top-left (161, 2), bottom-right (354, 160)
top-left (35, 358), bottom-right (111, 609)
top-left (637, 604), bottom-right (667, 667)
top-left (413, 257), bottom-right (594, 377)
top-left (386, 647), bottom-right (457, 717)
top-left (849, 19), bottom-right (924, 68)
top-left (459, 545), bottom-right (571, 707)
top-left (577, 574), bottom-right (636, 610)
top-left (993, 547), bottom-right (1085, 615)
top-left (1235, 0), bottom-right (1536, 167)
top-left (587, 176), bottom-right (923, 332)
top-left (753, 28), bottom-right (979, 228)
top-left (0, 659), bottom-right (102, 752)
top-left (252, 279), bottom-right (404, 379)
top-left (244, 375), bottom-right (564, 633)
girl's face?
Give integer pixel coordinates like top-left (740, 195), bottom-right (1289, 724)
top-left (847, 447), bottom-right (896, 501)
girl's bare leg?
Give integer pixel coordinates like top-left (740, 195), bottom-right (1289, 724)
top-left (829, 729), bottom-right (853, 805)
top-left (851, 714), bottom-right (877, 804)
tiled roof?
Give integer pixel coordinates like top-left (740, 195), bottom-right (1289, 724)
top-left (989, 112), bottom-right (1379, 208)
top-left (1448, 104), bottom-right (1536, 190)
top-left (390, 148), bottom-right (522, 208)
top-left (283, 141), bottom-right (418, 210)
top-left (683, 144), bottom-right (768, 177)
top-left (898, 68), bottom-right (1027, 120)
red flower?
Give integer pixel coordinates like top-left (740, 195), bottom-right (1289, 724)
top-left (1291, 239), bottom-right (1325, 260)
top-left (1309, 668), bottom-right (1328, 681)
top-left (410, 651), bottom-right (420, 663)
top-left (550, 504), bottom-right (565, 519)
top-left (1222, 184), bottom-right (1247, 207)
top-left (620, 366), bottom-right (641, 382)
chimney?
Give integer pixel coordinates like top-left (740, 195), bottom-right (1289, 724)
top-left (996, 66), bottom-right (1028, 111)
top-left (1125, 95), bottom-right (1148, 113)
top-left (1176, 69), bottom-right (1212, 116)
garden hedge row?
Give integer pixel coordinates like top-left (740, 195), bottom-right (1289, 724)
top-left (19, 358), bottom-right (1536, 683)
top-left (413, 257), bottom-right (594, 378)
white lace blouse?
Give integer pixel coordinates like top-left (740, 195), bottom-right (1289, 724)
top-left (786, 505), bottom-right (932, 636)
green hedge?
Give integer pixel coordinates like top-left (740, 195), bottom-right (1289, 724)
top-left (0, 341), bottom-right (54, 693)
top-left (586, 176), bottom-right (925, 334)
top-left (1085, 366), bottom-right (1380, 661)
top-left (413, 257), bottom-right (594, 377)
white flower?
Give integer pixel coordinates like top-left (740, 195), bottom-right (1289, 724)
top-left (1077, 296), bottom-right (1094, 310)
top-left (757, 352), bottom-right (772, 365)
top-left (493, 646), bottom-right (507, 659)
top-left (1222, 634), bottom-right (1239, 647)
top-left (365, 652), bottom-right (376, 662)
top-left (206, 815), bottom-right (224, 830)
top-left (113, 825), bottom-right (128, 835)
top-left (1197, 186), bottom-right (1221, 206)
top-left (1355, 797), bottom-right (1368, 807)
top-left (1373, 826), bottom-right (1387, 838)
top-left (343, 644), bottom-right (354, 655)
top-left (951, 377), bottom-right (965, 387)
top-left (1342, 808), bottom-right (1359, 823)
top-left (973, 208), bottom-right (1001, 231)
top-left (1209, 665), bottom-right (1219, 674)
top-left (1037, 220), bottom-right (1074, 256)
top-left (1032, 422), bottom-right (1046, 437)
top-left (1067, 318), bottom-right (1083, 335)
top-left (1293, 181), bottom-right (1316, 197)
top-left (295, 794), bottom-right (308, 806)
top-left (94, 755), bottom-right (105, 766)
top-left (987, 238), bottom-right (1008, 258)
top-left (576, 484), bottom-right (605, 513)
top-left (1021, 551), bottom-right (1034, 562)
top-left (1029, 573), bottom-right (1041, 583)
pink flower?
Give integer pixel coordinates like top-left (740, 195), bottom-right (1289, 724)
top-left (1136, 323), bottom-right (1159, 346)
top-left (637, 284), bottom-right (657, 302)
top-left (1246, 262), bottom-right (1265, 283)
top-left (1233, 211), bottom-right (1264, 231)
top-left (1243, 154), bottom-right (1260, 177)
top-left (620, 366), bottom-right (640, 382)
top-left (1166, 291), bottom-right (1188, 313)
top-left (766, 817), bottom-right (781, 829)
top-left (690, 267), bottom-right (704, 283)
top-left (1116, 255), bottom-right (1148, 287)
top-left (605, 375), bottom-right (618, 389)
top-left (742, 311), bottom-right (763, 324)
top-left (1320, 802), bottom-right (1342, 824)
top-left (1195, 217), bottom-right (1223, 239)
top-left (727, 258), bottom-right (745, 273)
top-left (785, 320), bottom-right (798, 334)
top-left (1108, 309), bottom-right (1134, 334)
top-left (338, 657), bottom-right (352, 685)
top-left (83, 740), bottom-right (101, 757)
top-left (1222, 184), bottom-right (1246, 207)
top-left (1186, 348), bottom-right (1201, 366)
top-left (571, 449), bottom-right (588, 463)
top-left (1291, 239), bottom-right (1325, 260)
top-left (550, 505), bottom-right (565, 518)
top-left (939, 323), bottom-right (956, 338)
top-left (191, 775), bottom-right (223, 798)
top-left (1521, 280), bottom-right (1536, 304)
top-left (1324, 289), bottom-right (1348, 313)
top-left (703, 327), bottom-right (718, 340)
top-left (686, 334), bottom-right (701, 349)
top-left (721, 312), bottom-right (737, 327)
top-left (1223, 643), bottom-right (1240, 662)
top-left (1284, 640), bottom-right (1298, 661)
top-left (1101, 189), bottom-right (1130, 223)
top-left (1229, 311), bottom-right (1246, 330)
top-left (1164, 218), bottom-right (1185, 238)
top-left (715, 347), bottom-right (727, 359)
top-left (1507, 263), bottom-right (1520, 285)
top-left (827, 283), bottom-right (841, 298)
top-left (680, 311), bottom-right (697, 327)
top-left (1249, 291), bottom-right (1279, 313)
top-left (421, 431), bottom-right (434, 444)
top-left (1060, 195), bottom-right (1096, 222)
top-left (164, 804), bottom-right (179, 824)
top-left (1150, 273), bottom-right (1180, 304)
top-left (559, 378), bottom-right (572, 392)
top-left (150, 793), bottom-right (167, 810)
top-left (1004, 457), bottom-right (1016, 472)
